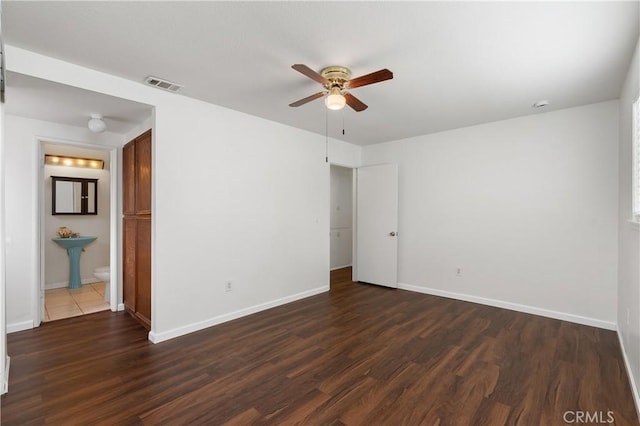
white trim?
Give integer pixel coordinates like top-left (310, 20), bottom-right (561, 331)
top-left (109, 147), bottom-right (119, 314)
top-left (117, 303), bottom-right (125, 312)
top-left (330, 264), bottom-right (352, 271)
top-left (329, 160), bottom-right (358, 169)
top-left (351, 167), bottom-right (358, 282)
top-left (1, 356), bottom-right (10, 395)
top-left (628, 220), bottom-right (640, 231)
top-left (617, 330), bottom-right (640, 421)
top-left (148, 285), bottom-right (329, 344)
top-left (397, 283), bottom-right (616, 330)
top-left (45, 278), bottom-right (101, 290)
top-left (7, 320), bottom-right (34, 334)
top-left (633, 94), bottom-right (640, 221)
top-left (35, 139), bottom-right (44, 327)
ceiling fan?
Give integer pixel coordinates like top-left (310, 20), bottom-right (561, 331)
top-left (289, 64), bottom-right (393, 112)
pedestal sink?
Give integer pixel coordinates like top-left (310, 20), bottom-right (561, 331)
top-left (52, 236), bottom-right (97, 289)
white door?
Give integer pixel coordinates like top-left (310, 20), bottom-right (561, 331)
top-left (356, 164), bottom-right (398, 288)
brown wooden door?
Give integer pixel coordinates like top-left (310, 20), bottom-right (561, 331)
top-left (122, 216), bottom-right (137, 312)
top-left (135, 217), bottom-right (152, 328)
top-left (122, 141), bottom-right (136, 216)
top-left (122, 130), bottom-right (152, 329)
top-left (135, 131), bottom-right (152, 215)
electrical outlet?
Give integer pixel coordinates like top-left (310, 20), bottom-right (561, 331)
top-left (456, 267), bottom-right (462, 277)
top-left (225, 281), bottom-right (232, 292)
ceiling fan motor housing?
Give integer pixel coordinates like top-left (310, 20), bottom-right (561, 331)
top-left (321, 66), bottom-right (351, 89)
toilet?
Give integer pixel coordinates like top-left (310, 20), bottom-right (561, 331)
top-left (93, 266), bottom-right (110, 303)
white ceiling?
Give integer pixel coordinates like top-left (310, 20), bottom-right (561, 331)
top-left (3, 1), bottom-right (639, 145)
top-left (5, 72), bottom-right (153, 135)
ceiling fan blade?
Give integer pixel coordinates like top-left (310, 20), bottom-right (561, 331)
top-left (344, 93), bottom-right (368, 112)
top-left (289, 91), bottom-right (326, 107)
top-left (292, 64), bottom-right (329, 86)
top-left (347, 69), bottom-right (393, 89)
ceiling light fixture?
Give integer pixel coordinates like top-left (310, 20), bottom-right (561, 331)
top-left (45, 154), bottom-right (104, 169)
top-left (325, 87), bottom-right (346, 110)
top-left (87, 114), bottom-right (106, 133)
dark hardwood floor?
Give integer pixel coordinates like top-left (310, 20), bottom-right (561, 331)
top-left (2, 267), bottom-right (638, 425)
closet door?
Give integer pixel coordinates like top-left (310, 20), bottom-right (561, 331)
top-left (135, 131), bottom-right (152, 215)
top-left (123, 216), bottom-right (136, 313)
top-left (135, 217), bottom-right (152, 328)
top-left (122, 130), bottom-right (152, 329)
top-left (123, 141), bottom-right (136, 215)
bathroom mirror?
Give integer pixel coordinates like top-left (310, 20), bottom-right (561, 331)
top-left (52, 176), bottom-right (98, 215)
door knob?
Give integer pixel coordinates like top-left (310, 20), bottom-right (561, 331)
top-left (389, 232), bottom-right (397, 237)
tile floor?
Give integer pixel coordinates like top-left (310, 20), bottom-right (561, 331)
top-left (44, 282), bottom-right (110, 322)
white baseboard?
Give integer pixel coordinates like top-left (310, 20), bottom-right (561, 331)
top-left (148, 285), bottom-right (329, 344)
top-left (117, 303), bottom-right (125, 312)
top-left (46, 277), bottom-right (101, 290)
top-left (617, 330), bottom-right (640, 422)
top-left (1, 356), bottom-right (10, 395)
top-left (7, 320), bottom-right (34, 334)
top-left (330, 264), bottom-right (352, 271)
top-left (397, 283), bottom-right (616, 331)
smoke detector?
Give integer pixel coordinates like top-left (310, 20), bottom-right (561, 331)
top-left (144, 76), bottom-right (183, 92)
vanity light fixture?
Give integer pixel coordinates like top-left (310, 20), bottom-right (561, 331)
top-left (45, 154), bottom-right (104, 170)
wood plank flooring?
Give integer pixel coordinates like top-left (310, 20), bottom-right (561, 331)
top-left (2, 267), bottom-right (638, 425)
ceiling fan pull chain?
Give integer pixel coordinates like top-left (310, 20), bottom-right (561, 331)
top-left (342, 109), bottom-right (345, 135)
top-left (325, 106), bottom-right (329, 163)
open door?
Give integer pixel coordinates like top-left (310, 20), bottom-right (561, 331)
top-left (355, 164), bottom-right (398, 288)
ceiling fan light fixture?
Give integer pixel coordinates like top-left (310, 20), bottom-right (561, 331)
top-left (325, 87), bottom-right (346, 110)
top-left (289, 63), bottom-right (392, 111)
top-left (87, 114), bottom-right (106, 133)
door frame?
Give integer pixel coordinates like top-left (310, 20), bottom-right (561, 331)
top-left (35, 136), bottom-right (121, 326)
top-left (328, 161), bottom-right (358, 282)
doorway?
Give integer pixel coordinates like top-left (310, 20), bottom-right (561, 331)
top-left (330, 165), bottom-right (354, 282)
top-left (38, 140), bottom-right (118, 323)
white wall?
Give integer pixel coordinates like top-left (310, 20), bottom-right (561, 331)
top-left (0, 56), bottom-right (7, 393)
top-left (4, 114), bottom-right (122, 331)
top-left (362, 101), bottom-right (620, 328)
top-left (330, 165), bottom-right (353, 270)
top-left (152, 100), bottom-right (328, 340)
top-left (4, 46), bottom-right (360, 343)
top-left (617, 35), bottom-right (640, 410)
top-left (124, 116), bottom-right (154, 143)
top-left (44, 162), bottom-right (110, 288)
top-left (329, 139), bottom-right (361, 169)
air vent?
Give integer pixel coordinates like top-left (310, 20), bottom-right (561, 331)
top-left (144, 76), bottom-right (183, 92)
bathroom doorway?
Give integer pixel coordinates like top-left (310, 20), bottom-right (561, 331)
top-left (39, 142), bottom-right (115, 322)
top-left (4, 71), bottom-right (154, 333)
